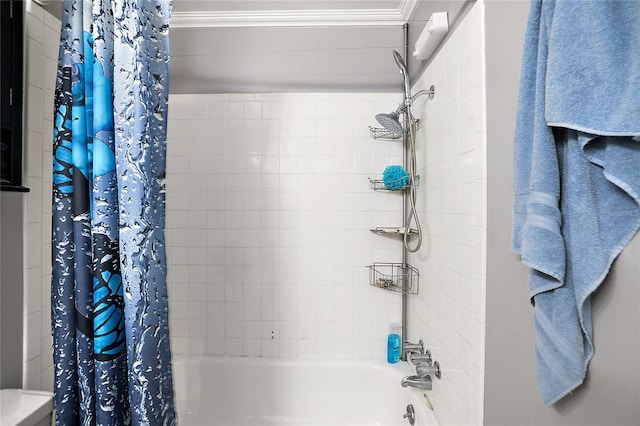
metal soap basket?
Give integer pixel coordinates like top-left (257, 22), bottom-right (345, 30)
top-left (368, 175), bottom-right (419, 191)
top-left (367, 262), bottom-right (419, 294)
top-left (368, 119), bottom-right (420, 141)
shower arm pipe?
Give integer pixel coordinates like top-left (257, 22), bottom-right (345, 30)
top-left (411, 86), bottom-right (435, 102)
top-left (392, 85), bottom-right (435, 116)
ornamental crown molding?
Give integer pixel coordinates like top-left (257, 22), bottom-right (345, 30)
top-left (171, 0), bottom-right (417, 28)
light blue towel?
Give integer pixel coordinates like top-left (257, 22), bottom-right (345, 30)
top-left (513, 0), bottom-right (640, 405)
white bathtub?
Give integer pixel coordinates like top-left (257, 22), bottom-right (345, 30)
top-left (0, 389), bottom-right (53, 426)
top-left (173, 356), bottom-right (439, 426)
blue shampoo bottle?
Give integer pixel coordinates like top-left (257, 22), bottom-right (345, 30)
top-left (387, 323), bottom-right (401, 364)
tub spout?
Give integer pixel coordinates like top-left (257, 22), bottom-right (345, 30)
top-left (401, 374), bottom-right (432, 390)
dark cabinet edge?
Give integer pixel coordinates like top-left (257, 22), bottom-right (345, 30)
top-left (0, 184), bottom-right (30, 192)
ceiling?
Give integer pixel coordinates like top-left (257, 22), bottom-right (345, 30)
top-left (40, 0), bottom-right (470, 94)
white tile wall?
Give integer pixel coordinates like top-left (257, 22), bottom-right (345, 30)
top-left (406, 2), bottom-right (486, 425)
top-left (166, 92), bottom-right (407, 360)
top-left (22, 1), bottom-right (59, 391)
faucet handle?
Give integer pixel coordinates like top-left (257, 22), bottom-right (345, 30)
top-left (409, 353), bottom-right (429, 366)
top-left (409, 349), bottom-right (432, 366)
top-left (432, 361), bottom-right (441, 380)
top-left (402, 339), bottom-right (424, 354)
top-left (416, 360), bottom-right (441, 380)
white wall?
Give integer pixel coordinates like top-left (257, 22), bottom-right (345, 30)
top-left (406, 2), bottom-right (486, 425)
top-left (21, 1), bottom-right (59, 391)
top-left (165, 93), bottom-right (408, 360)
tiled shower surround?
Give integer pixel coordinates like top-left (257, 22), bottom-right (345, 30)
top-left (408, 3), bottom-right (486, 425)
top-left (165, 5), bottom-right (487, 425)
top-left (165, 93), bottom-right (407, 359)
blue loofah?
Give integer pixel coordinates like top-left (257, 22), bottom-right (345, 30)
top-left (382, 165), bottom-right (408, 190)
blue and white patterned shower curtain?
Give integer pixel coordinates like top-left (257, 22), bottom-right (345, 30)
top-left (51, 0), bottom-right (175, 424)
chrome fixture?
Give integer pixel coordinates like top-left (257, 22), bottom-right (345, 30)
top-left (411, 86), bottom-right (436, 103)
top-left (375, 108), bottom-right (404, 136)
top-left (393, 50), bottom-right (412, 107)
top-left (401, 345), bottom-right (442, 389)
top-left (401, 374), bottom-right (432, 390)
top-left (408, 349), bottom-right (442, 381)
top-left (374, 50), bottom-right (409, 135)
top-left (374, 50), bottom-right (436, 254)
top-left (408, 352), bottom-right (431, 366)
top-left (417, 360), bottom-right (441, 380)
top-left (374, 49), bottom-right (411, 134)
top-left (403, 340), bottom-right (424, 355)
top-left (403, 404), bottom-right (416, 425)
top-left (375, 85), bottom-right (435, 136)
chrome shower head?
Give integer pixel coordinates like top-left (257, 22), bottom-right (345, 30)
top-left (375, 109), bottom-right (404, 135)
top-left (393, 50), bottom-right (408, 75)
top-left (374, 51), bottom-right (415, 135)
top-left (392, 50), bottom-right (411, 105)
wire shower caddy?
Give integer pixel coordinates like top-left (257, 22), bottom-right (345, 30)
top-left (367, 262), bottom-right (419, 294)
top-left (368, 119), bottom-right (420, 141)
top-left (368, 175), bottom-right (420, 191)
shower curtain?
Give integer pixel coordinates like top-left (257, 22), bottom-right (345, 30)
top-left (51, 0), bottom-right (175, 424)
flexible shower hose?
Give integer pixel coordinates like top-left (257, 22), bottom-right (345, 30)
top-left (404, 107), bottom-right (422, 253)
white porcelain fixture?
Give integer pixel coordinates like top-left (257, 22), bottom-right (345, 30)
top-left (0, 389), bottom-right (53, 426)
top-left (413, 12), bottom-right (449, 61)
top-left (173, 356), bottom-right (439, 426)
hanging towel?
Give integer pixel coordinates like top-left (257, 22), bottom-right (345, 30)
top-left (513, 0), bottom-right (640, 405)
